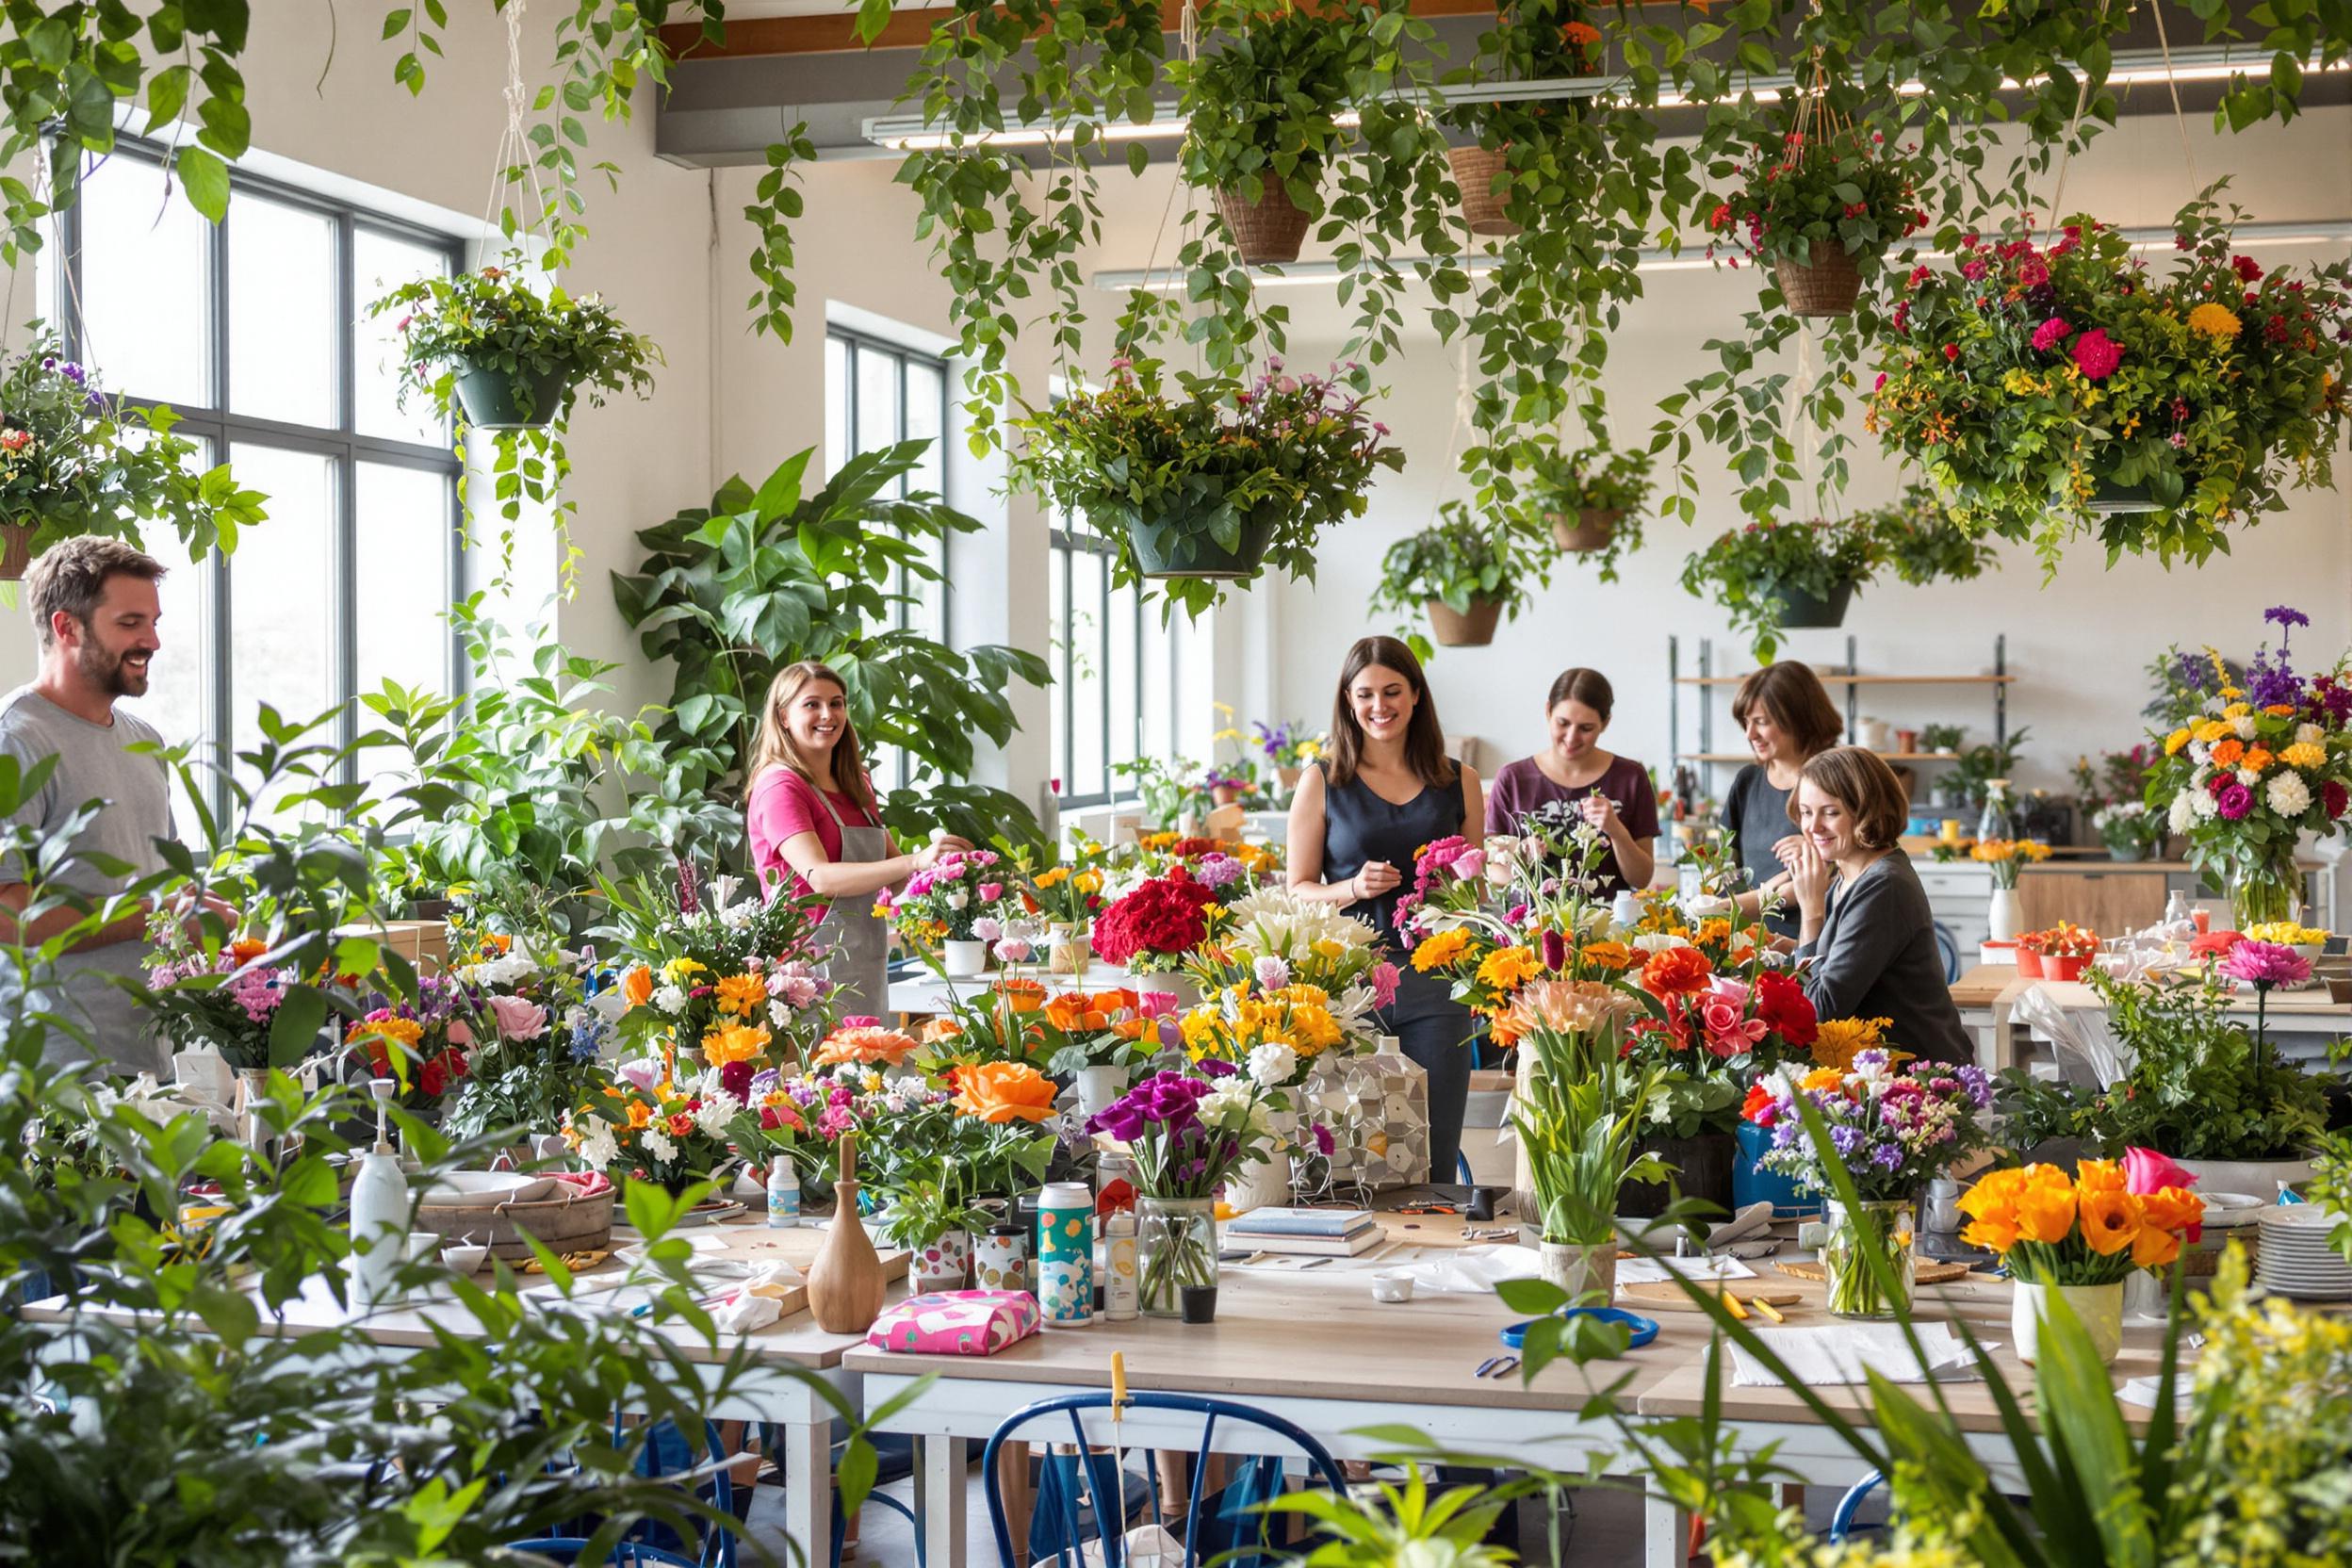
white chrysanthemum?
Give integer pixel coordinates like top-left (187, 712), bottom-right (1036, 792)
top-left (694, 1089), bottom-right (743, 1139)
top-left (2187, 741), bottom-right (2211, 766)
top-left (574, 1116), bottom-right (620, 1171)
top-left (2168, 791), bottom-right (2197, 835)
top-left (2266, 770), bottom-right (2313, 817)
top-left (2238, 768), bottom-right (2262, 790)
top-left (2296, 723), bottom-right (2327, 748)
top-left (1631, 932), bottom-right (1690, 954)
top-left (639, 1127), bottom-right (678, 1164)
top-left (1200, 1082), bottom-right (1271, 1142)
top-left (2235, 716), bottom-right (2259, 741)
top-left (1247, 1042), bottom-right (1298, 1088)
top-left (1219, 888), bottom-right (1379, 959)
top-left (2190, 788), bottom-right (2220, 820)
top-left (652, 983), bottom-right (690, 1015)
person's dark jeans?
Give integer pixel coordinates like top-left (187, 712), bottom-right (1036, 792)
top-left (1379, 965), bottom-right (1476, 1184)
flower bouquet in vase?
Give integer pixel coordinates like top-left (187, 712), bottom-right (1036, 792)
top-left (610, 866), bottom-right (839, 1066)
top-left (1969, 838), bottom-right (2050, 942)
top-left (439, 914), bottom-right (612, 1142)
top-left (1086, 1069), bottom-right (1274, 1321)
top-left (562, 1054), bottom-right (743, 1196)
top-left (1178, 976), bottom-right (1355, 1208)
top-left (1250, 719), bottom-right (1324, 792)
top-left (1036, 988), bottom-right (1180, 1117)
top-left (1090, 869), bottom-right (1219, 991)
top-left (144, 933), bottom-right (303, 1075)
top-left (877, 848), bottom-right (1015, 977)
top-left (1959, 1150), bottom-right (2204, 1364)
top-left (1742, 1051), bottom-right (1994, 1317)
top-left (1011, 839), bottom-right (1109, 977)
top-left (2148, 608), bottom-right (2352, 932)
top-left (345, 973), bottom-right (483, 1117)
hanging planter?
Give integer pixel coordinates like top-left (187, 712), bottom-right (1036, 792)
top-left (0, 325), bottom-right (264, 583)
top-left (1772, 580), bottom-right (1855, 629)
top-left (1013, 355), bottom-right (1400, 619)
top-left (1446, 144), bottom-right (1519, 238)
top-left (1425, 595), bottom-right (1504, 646)
top-left (1366, 501), bottom-right (1544, 662)
top-left (1213, 180), bottom-right (1315, 266)
top-left (1867, 200), bottom-right (2352, 567)
top-left (1518, 441), bottom-right (1654, 581)
top-left (1702, 99), bottom-right (1922, 322)
top-left (451, 359), bottom-right (574, 432)
top-left (1679, 515), bottom-right (1879, 662)
top-left (1774, 237), bottom-right (1865, 318)
top-left (1548, 507), bottom-right (1621, 553)
top-left (1177, 3), bottom-right (1355, 270)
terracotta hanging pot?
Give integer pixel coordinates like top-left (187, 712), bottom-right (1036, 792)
top-left (1425, 596), bottom-right (1504, 646)
top-left (0, 521), bottom-right (35, 581)
top-left (1549, 507), bottom-right (1623, 553)
top-left (1214, 180), bottom-right (1315, 266)
top-left (1446, 145), bottom-right (1519, 238)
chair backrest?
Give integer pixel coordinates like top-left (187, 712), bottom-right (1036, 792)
top-left (614, 1415), bottom-right (737, 1568)
top-left (980, 1391), bottom-right (1349, 1568)
top-left (1933, 920), bottom-right (1961, 984)
top-left (506, 1540), bottom-right (703, 1567)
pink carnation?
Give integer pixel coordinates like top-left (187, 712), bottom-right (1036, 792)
top-left (2219, 939), bottom-right (2311, 989)
top-left (2071, 328), bottom-right (2124, 380)
top-left (2031, 317), bottom-right (2071, 351)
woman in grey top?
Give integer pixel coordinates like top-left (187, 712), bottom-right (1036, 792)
top-left (1777, 746), bottom-right (1973, 1065)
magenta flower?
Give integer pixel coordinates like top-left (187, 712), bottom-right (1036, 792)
top-left (2072, 328), bottom-right (2124, 381)
top-left (2031, 317), bottom-right (2071, 351)
top-left (1369, 962), bottom-right (1400, 1009)
top-left (2214, 781), bottom-right (2254, 820)
top-left (2219, 940), bottom-right (2311, 989)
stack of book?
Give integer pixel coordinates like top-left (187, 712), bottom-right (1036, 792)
top-left (1222, 1206), bottom-right (1383, 1257)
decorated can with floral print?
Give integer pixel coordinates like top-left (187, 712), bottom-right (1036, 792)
top-left (1037, 1182), bottom-right (1095, 1326)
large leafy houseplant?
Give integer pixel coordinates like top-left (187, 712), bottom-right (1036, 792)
top-left (1368, 502), bottom-right (1547, 662)
top-left (1013, 356), bottom-right (1401, 618)
top-left (1869, 192), bottom-right (2352, 571)
top-left (1678, 515), bottom-right (1880, 662)
top-left (369, 255), bottom-right (662, 590)
top-left (612, 441), bottom-right (1050, 848)
top-left (0, 326), bottom-right (265, 580)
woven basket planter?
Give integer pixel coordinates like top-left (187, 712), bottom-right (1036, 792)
top-left (1215, 181), bottom-right (1314, 266)
top-left (1446, 145), bottom-right (1520, 238)
top-left (1425, 596), bottom-right (1505, 647)
top-left (1774, 239), bottom-right (1864, 318)
top-left (1548, 507), bottom-right (1623, 553)
top-left (412, 1184), bottom-right (616, 1262)
top-left (0, 522), bottom-right (34, 581)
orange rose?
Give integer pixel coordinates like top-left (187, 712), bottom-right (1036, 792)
top-left (953, 1061), bottom-right (1058, 1124)
top-left (702, 1022), bottom-right (771, 1067)
top-left (814, 1024), bottom-right (920, 1067)
top-left (622, 964), bottom-right (654, 1008)
top-left (998, 978), bottom-right (1047, 1013)
top-left (667, 1111), bottom-right (698, 1138)
top-left (1045, 993), bottom-right (1089, 1031)
top-left (921, 1017), bottom-right (964, 1044)
top-left (1640, 946), bottom-right (1713, 997)
top-left (2077, 1188), bottom-right (2142, 1256)
top-left (2014, 1181), bottom-right (2078, 1246)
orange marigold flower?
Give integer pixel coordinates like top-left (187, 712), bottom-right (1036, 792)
top-left (714, 972), bottom-right (769, 1018)
top-left (1640, 946), bottom-right (1713, 998)
top-left (1562, 19), bottom-right (1600, 44)
top-left (953, 1060), bottom-right (1059, 1124)
top-left (2209, 738), bottom-right (2246, 768)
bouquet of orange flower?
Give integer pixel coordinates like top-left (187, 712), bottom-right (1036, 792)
top-left (1039, 987), bottom-right (1179, 1075)
top-left (1958, 1154), bottom-right (2205, 1283)
top-left (610, 866), bottom-right (838, 1069)
top-left (811, 1017), bottom-right (922, 1070)
top-left (562, 1054), bottom-right (743, 1192)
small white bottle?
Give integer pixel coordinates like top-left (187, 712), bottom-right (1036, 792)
top-left (766, 1155), bottom-right (801, 1228)
top-left (1102, 1211), bottom-right (1138, 1322)
top-left (348, 1078), bottom-right (409, 1302)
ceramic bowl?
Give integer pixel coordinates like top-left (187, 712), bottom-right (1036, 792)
top-left (441, 1243), bottom-right (490, 1274)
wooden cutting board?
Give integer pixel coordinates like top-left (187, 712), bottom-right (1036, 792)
top-left (1774, 1257), bottom-right (1970, 1285)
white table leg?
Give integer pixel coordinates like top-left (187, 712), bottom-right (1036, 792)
top-left (917, 1434), bottom-right (970, 1568)
top-left (1642, 1489), bottom-right (1690, 1568)
top-left (782, 1415), bottom-right (831, 1568)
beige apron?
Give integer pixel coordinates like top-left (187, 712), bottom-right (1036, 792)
top-left (812, 786), bottom-right (892, 1015)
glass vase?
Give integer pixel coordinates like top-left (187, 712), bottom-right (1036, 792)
top-left (1821, 1199), bottom-right (1917, 1320)
top-left (1135, 1196), bottom-right (1218, 1320)
top-left (2230, 858), bottom-right (2303, 934)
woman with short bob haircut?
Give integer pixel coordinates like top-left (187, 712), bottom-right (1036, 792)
top-left (1776, 746), bottom-right (1972, 1065)
top-left (1723, 661), bottom-right (1847, 939)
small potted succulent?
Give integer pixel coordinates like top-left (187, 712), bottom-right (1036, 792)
top-left (1702, 109), bottom-right (1925, 318)
top-left (1368, 501), bottom-right (1548, 659)
top-left (1516, 440), bottom-right (1654, 578)
top-left (1677, 515), bottom-right (1881, 660)
top-left (0, 326), bottom-right (265, 580)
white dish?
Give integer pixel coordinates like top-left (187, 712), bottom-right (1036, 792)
top-left (420, 1172), bottom-right (557, 1209)
top-left (441, 1243), bottom-right (490, 1274)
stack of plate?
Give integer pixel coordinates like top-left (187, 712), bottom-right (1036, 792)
top-left (2254, 1207), bottom-right (2352, 1299)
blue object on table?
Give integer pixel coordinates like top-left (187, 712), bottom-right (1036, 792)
top-left (1500, 1307), bottom-right (1658, 1351)
top-left (1828, 1470), bottom-right (1885, 1543)
top-left (1733, 1119), bottom-right (1819, 1219)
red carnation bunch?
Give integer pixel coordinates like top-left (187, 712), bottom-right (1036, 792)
top-left (1754, 970), bottom-right (1818, 1050)
top-left (1091, 873), bottom-right (1215, 970)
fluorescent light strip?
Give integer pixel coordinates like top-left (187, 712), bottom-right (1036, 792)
top-left (866, 46), bottom-right (2346, 150)
top-left (1090, 220), bottom-right (2352, 293)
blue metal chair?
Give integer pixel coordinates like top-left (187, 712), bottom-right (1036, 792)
top-left (1828, 1470), bottom-right (1884, 1543)
top-left (980, 1391), bottom-right (1350, 1568)
top-left (617, 1416), bottom-right (739, 1568)
top-left (1933, 921), bottom-right (1961, 984)
top-left (507, 1542), bottom-right (702, 1567)
top-left (757, 1421), bottom-right (924, 1568)
top-left (1455, 1152), bottom-right (1476, 1185)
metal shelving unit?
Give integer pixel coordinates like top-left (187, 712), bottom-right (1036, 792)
top-left (1667, 634), bottom-right (2012, 797)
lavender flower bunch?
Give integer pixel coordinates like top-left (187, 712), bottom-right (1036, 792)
top-left (1745, 1050), bottom-right (1995, 1201)
top-left (1086, 1068), bottom-right (1272, 1200)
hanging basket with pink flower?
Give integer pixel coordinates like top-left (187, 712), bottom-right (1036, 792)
top-left (1866, 190), bottom-right (2352, 571)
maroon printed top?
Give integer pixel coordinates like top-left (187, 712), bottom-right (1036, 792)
top-left (1486, 753), bottom-right (1660, 892)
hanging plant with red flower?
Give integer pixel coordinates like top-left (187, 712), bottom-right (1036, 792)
top-left (1867, 188), bottom-right (2352, 572)
top-left (1702, 111), bottom-right (1928, 318)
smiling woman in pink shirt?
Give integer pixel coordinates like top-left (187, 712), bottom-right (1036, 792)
top-left (743, 661), bottom-right (970, 1010)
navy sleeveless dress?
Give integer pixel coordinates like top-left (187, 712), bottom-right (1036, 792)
top-left (1317, 760), bottom-right (1477, 1184)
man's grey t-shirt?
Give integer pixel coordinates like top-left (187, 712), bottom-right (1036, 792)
top-left (0, 686), bottom-right (177, 1074)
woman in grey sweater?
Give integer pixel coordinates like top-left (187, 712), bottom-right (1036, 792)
top-left (1776, 746), bottom-right (1974, 1065)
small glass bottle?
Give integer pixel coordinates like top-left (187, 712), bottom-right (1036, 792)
top-left (766, 1155), bottom-right (800, 1228)
top-left (1977, 778), bottom-right (2016, 844)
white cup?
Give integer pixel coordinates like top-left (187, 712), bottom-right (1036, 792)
top-left (1370, 1269), bottom-right (1414, 1304)
top-left (441, 1243), bottom-right (489, 1274)
top-left (405, 1232), bottom-right (441, 1264)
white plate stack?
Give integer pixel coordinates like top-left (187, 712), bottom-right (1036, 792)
top-left (2254, 1207), bottom-right (2352, 1299)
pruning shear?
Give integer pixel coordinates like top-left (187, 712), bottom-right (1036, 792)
top-left (1396, 1205), bottom-right (1460, 1217)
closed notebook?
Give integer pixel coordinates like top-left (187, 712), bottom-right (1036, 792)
top-left (1229, 1228), bottom-right (1384, 1258)
top-left (1223, 1206), bottom-right (1375, 1238)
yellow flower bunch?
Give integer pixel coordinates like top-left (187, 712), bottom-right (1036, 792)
top-left (701, 1021), bottom-right (771, 1067)
top-left (1476, 944), bottom-right (1542, 993)
top-left (2280, 741), bottom-right (2328, 770)
top-left (1411, 928), bottom-right (1472, 972)
top-left (1179, 981), bottom-right (1345, 1063)
top-left (1968, 839), bottom-right (2050, 865)
top-left (662, 956), bottom-right (708, 984)
top-left (2187, 302), bottom-right (2243, 339)
top-left (2245, 921), bottom-right (2328, 946)
top-left (1810, 1016), bottom-right (1895, 1070)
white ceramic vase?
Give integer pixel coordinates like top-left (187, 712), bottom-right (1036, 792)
top-left (943, 939), bottom-right (988, 977)
top-left (1987, 887), bottom-right (2022, 943)
top-left (1225, 1152), bottom-right (1294, 1214)
top-left (2012, 1280), bottom-right (2125, 1365)
top-left (1077, 1064), bottom-right (1132, 1120)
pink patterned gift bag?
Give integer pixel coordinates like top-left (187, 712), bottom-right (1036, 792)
top-left (865, 1288), bottom-right (1041, 1355)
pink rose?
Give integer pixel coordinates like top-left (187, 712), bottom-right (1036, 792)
top-left (978, 883), bottom-right (1004, 903)
top-left (1709, 976), bottom-right (1751, 1007)
top-left (1453, 849), bottom-right (1485, 882)
top-left (447, 1020), bottom-right (473, 1047)
top-left (485, 993), bottom-right (549, 1041)
top-left (2031, 317), bottom-right (2070, 351)
top-left (1700, 997), bottom-right (1769, 1059)
top-left (1135, 991), bottom-right (1178, 1019)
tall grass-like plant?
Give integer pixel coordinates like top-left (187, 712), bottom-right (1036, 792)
top-left (1507, 983), bottom-right (1666, 1248)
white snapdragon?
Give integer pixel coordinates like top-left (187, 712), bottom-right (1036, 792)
top-left (639, 1127), bottom-right (678, 1165)
top-left (574, 1117), bottom-right (620, 1171)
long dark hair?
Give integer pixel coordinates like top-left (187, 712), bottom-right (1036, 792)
top-left (1326, 635), bottom-right (1456, 792)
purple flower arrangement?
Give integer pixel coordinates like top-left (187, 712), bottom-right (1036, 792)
top-left (1743, 1050), bottom-right (1995, 1201)
top-left (144, 945), bottom-right (299, 1072)
top-left (1086, 1069), bottom-right (1270, 1200)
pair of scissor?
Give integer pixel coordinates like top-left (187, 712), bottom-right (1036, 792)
top-left (1473, 1354), bottom-right (1519, 1379)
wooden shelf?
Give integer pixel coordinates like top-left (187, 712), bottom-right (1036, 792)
top-left (1676, 752), bottom-right (1967, 764)
top-left (1674, 673), bottom-right (2015, 687)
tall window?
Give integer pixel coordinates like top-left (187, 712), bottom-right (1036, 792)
top-left (39, 141), bottom-right (465, 825)
top-left (823, 327), bottom-right (949, 792)
top-left (1048, 518), bottom-right (1191, 808)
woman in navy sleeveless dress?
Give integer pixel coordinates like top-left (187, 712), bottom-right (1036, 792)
top-left (1287, 636), bottom-right (1484, 1184)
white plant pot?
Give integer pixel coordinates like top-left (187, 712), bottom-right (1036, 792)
top-left (943, 939), bottom-right (988, 977)
top-left (1225, 1153), bottom-right (1294, 1214)
top-left (1986, 888), bottom-right (2022, 943)
top-left (1539, 1241), bottom-right (1617, 1306)
top-left (910, 1228), bottom-right (972, 1294)
top-left (2012, 1280), bottom-right (2125, 1365)
top-left (1077, 1064), bottom-right (1133, 1120)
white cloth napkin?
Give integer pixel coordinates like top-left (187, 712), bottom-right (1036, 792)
top-left (1615, 1254), bottom-right (1757, 1286)
top-left (1727, 1323), bottom-right (1989, 1387)
top-left (712, 1292), bottom-right (783, 1333)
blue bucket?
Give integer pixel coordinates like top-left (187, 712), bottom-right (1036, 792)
top-left (1734, 1119), bottom-right (1820, 1218)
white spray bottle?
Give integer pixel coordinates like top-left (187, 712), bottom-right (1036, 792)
top-left (348, 1078), bottom-right (409, 1301)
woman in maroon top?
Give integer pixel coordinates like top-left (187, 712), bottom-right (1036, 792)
top-left (1485, 666), bottom-right (1658, 893)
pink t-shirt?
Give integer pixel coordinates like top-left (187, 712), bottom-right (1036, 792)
top-left (745, 766), bottom-right (890, 913)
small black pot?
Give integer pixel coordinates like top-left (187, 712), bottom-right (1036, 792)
top-left (1179, 1285), bottom-right (1219, 1325)
top-left (1772, 580), bottom-right (1855, 629)
top-left (1617, 1130), bottom-right (1738, 1220)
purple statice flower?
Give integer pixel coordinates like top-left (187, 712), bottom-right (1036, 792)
top-left (1312, 1122), bottom-right (1334, 1156)
top-left (2244, 648), bottom-right (2304, 711)
top-left (2174, 650), bottom-right (2209, 693)
top-left (677, 856), bottom-right (702, 915)
top-left (2219, 940), bottom-right (2312, 989)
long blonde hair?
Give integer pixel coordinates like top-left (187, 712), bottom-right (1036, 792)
top-left (748, 662), bottom-right (880, 821)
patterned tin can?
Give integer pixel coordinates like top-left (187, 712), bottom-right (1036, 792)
top-left (1037, 1181), bottom-right (1095, 1326)
top-left (974, 1226), bottom-right (1028, 1293)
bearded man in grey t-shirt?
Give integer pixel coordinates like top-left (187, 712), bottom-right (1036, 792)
top-left (0, 537), bottom-right (230, 1075)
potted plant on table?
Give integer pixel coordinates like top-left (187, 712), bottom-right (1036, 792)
top-left (1037, 988), bottom-right (1175, 1119)
top-left (1086, 1069), bottom-right (1274, 1321)
top-left (1515, 440), bottom-right (1653, 577)
top-left (2015, 922), bottom-right (2099, 983)
top-left (560, 1055), bottom-right (742, 1197)
top-left (877, 847), bottom-right (1015, 978)
top-left (1678, 515), bottom-right (1880, 662)
top-left (1249, 719), bottom-right (1324, 792)
top-left (1866, 193), bottom-right (2352, 569)
top-left (1369, 502), bottom-right (1547, 659)
top-left (1701, 109), bottom-right (1924, 318)
top-left (1089, 870), bottom-right (1219, 992)
top-left (1742, 1051), bottom-right (1994, 1318)
top-left (0, 325), bottom-right (265, 580)
top-left (1012, 355), bottom-right (1402, 617)
top-left (2147, 607), bottom-right (2352, 931)
top-left (1011, 841), bottom-right (1109, 978)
